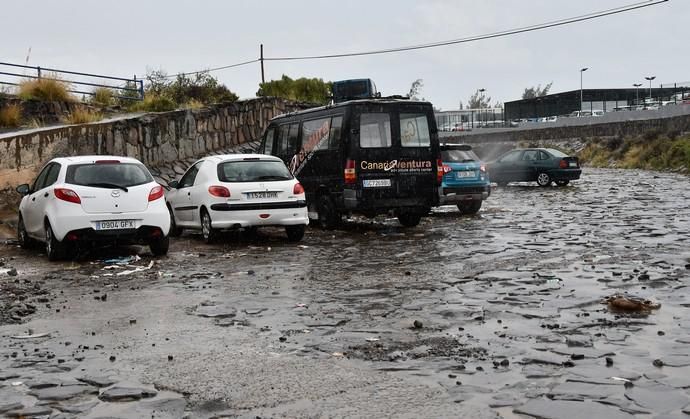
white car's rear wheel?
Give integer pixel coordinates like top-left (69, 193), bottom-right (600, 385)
top-left (201, 209), bottom-right (217, 244)
top-left (45, 223), bottom-right (65, 261)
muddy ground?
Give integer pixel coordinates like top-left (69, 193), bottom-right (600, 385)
top-left (1, 168), bottom-right (689, 418)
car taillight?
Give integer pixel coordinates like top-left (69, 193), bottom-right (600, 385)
top-left (436, 159), bottom-right (444, 185)
top-left (293, 182), bottom-right (305, 195)
top-left (148, 185), bottom-right (164, 202)
top-left (344, 159), bottom-right (356, 184)
top-left (443, 164), bottom-right (452, 174)
top-left (559, 159), bottom-right (568, 169)
top-left (208, 185), bottom-right (231, 197)
top-left (54, 188), bottom-right (81, 204)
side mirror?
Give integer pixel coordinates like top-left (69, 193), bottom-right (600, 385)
top-left (16, 184), bottom-right (30, 196)
top-left (168, 180), bottom-right (179, 189)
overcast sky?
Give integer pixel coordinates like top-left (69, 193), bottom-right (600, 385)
top-left (2, 0), bottom-right (686, 110)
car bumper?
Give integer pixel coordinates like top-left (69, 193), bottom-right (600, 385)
top-left (551, 169), bottom-right (582, 181)
top-left (439, 185), bottom-right (491, 204)
top-left (51, 207), bottom-right (170, 241)
top-left (208, 201), bottom-right (309, 228)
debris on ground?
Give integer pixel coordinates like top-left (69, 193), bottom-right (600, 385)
top-left (601, 295), bottom-right (661, 313)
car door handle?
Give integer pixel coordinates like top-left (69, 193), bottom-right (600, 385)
top-left (187, 192), bottom-right (190, 196)
top-left (31, 197), bottom-right (36, 202)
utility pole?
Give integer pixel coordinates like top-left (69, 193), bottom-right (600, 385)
top-left (580, 67), bottom-right (588, 113)
top-left (260, 44), bottom-right (265, 84)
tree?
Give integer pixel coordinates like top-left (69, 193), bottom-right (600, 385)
top-left (467, 90), bottom-right (492, 109)
top-left (408, 79), bottom-right (424, 101)
top-left (257, 75), bottom-right (332, 105)
top-left (142, 68), bottom-right (238, 105)
top-left (522, 82), bottom-right (553, 100)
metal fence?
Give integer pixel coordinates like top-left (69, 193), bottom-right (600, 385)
top-left (0, 62), bottom-right (144, 101)
top-left (435, 108), bottom-right (506, 131)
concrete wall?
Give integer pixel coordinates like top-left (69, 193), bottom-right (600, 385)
top-left (0, 97), bottom-right (302, 192)
top-left (442, 108), bottom-right (690, 161)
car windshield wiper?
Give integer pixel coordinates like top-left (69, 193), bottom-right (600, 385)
top-left (255, 175), bottom-right (290, 181)
top-left (85, 182), bottom-right (129, 192)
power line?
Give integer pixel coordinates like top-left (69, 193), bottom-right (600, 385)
top-left (265, 0), bottom-right (668, 61)
top-left (164, 0), bottom-right (667, 76)
top-left (163, 59), bottom-right (259, 78)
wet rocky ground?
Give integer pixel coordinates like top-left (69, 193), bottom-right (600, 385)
top-left (1, 168), bottom-right (689, 418)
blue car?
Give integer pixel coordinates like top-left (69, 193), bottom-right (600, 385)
top-left (438, 144), bottom-right (491, 214)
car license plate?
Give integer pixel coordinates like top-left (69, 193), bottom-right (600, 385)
top-left (96, 220), bottom-right (135, 230)
top-left (247, 192), bottom-right (279, 199)
top-left (456, 171), bottom-right (475, 179)
top-left (363, 179), bottom-right (392, 188)
top-left (569, 162), bottom-right (577, 168)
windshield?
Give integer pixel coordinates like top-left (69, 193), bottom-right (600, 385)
top-left (441, 149), bottom-right (479, 163)
top-left (217, 160), bottom-right (293, 182)
top-left (66, 163), bottom-right (153, 188)
top-left (400, 114), bottom-right (431, 147)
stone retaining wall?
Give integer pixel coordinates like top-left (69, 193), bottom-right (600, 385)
top-left (0, 97), bottom-right (303, 194)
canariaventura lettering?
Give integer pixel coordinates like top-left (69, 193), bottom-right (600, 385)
top-left (360, 160), bottom-right (432, 171)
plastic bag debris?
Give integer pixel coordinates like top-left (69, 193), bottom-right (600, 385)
top-left (116, 261), bottom-right (154, 276)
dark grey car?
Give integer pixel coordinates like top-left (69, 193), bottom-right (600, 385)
top-left (488, 148), bottom-right (581, 187)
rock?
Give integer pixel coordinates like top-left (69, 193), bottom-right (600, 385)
top-left (0, 403), bottom-right (23, 414)
top-left (7, 268), bottom-right (17, 276)
top-left (571, 354), bottom-right (585, 360)
top-left (30, 384), bottom-right (96, 401)
top-left (98, 386), bottom-right (158, 402)
top-left (168, 355), bottom-right (174, 361)
top-left (77, 376), bottom-right (116, 388)
top-left (109, 356), bottom-right (116, 362)
top-left (606, 357), bottom-right (614, 366)
top-left (653, 359), bottom-right (664, 367)
top-left (500, 359), bottom-right (510, 367)
top-left (5, 406), bottom-right (53, 417)
top-left (413, 320), bottom-right (423, 329)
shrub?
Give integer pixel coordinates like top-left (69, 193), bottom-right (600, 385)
top-left (181, 99), bottom-right (204, 110)
top-left (91, 87), bottom-right (114, 107)
top-left (130, 94), bottom-right (177, 112)
top-left (18, 75), bottom-right (74, 102)
top-left (0, 103), bottom-right (22, 128)
top-left (63, 108), bottom-right (102, 124)
top-left (144, 69), bottom-right (238, 106)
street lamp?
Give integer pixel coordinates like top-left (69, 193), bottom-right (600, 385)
top-left (633, 83), bottom-right (642, 105)
top-left (478, 89), bottom-right (486, 127)
top-left (645, 76), bottom-right (656, 102)
top-left (580, 68), bottom-right (588, 112)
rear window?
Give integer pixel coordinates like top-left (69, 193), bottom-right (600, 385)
top-left (360, 113), bottom-right (391, 148)
top-left (66, 163), bottom-right (153, 187)
top-left (441, 149), bottom-right (479, 163)
top-left (400, 114), bottom-right (431, 147)
top-left (546, 148), bottom-right (568, 157)
top-left (217, 160), bottom-right (293, 182)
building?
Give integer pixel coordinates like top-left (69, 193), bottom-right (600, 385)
top-left (504, 85), bottom-right (689, 121)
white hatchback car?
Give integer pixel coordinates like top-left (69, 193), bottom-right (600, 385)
top-left (166, 154), bottom-right (309, 242)
top-left (16, 156), bottom-right (170, 260)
